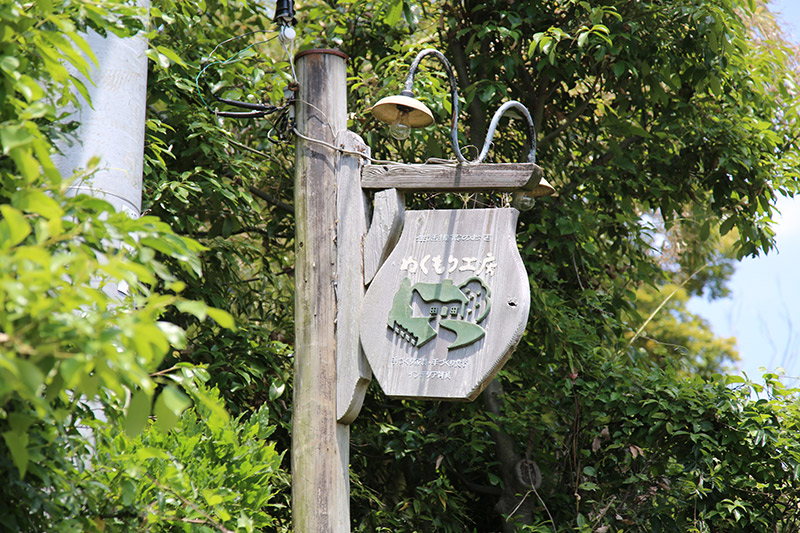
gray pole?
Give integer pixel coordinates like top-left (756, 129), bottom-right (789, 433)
top-left (292, 49), bottom-right (351, 533)
top-left (53, 1), bottom-right (149, 301)
top-left (54, 1), bottom-right (149, 218)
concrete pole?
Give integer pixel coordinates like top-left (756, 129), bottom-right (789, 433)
top-left (292, 49), bottom-right (351, 533)
top-left (53, 1), bottom-right (149, 302)
top-left (54, 1), bottom-right (149, 218)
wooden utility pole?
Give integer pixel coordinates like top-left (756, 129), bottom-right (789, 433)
top-left (292, 49), bottom-right (351, 533)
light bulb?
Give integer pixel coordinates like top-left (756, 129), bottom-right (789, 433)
top-left (389, 115), bottom-right (411, 140)
top-left (511, 191), bottom-right (535, 211)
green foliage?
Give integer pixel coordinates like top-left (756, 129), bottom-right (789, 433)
top-left (0, 150), bottom-right (240, 529)
top-left (0, 0), bottom-right (145, 194)
top-left (353, 468), bottom-right (473, 532)
top-left (143, 0), bottom-right (296, 417)
top-left (143, 0), bottom-right (800, 530)
top-left (326, 0), bottom-right (800, 530)
top-left (90, 383), bottom-right (288, 532)
top-left (570, 365), bottom-right (800, 531)
top-left (0, 1), bottom-right (286, 530)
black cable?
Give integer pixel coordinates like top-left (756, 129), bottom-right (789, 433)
top-left (213, 96), bottom-right (273, 111)
top-left (213, 110), bottom-right (273, 119)
top-left (267, 105), bottom-right (295, 143)
top-left (194, 6), bottom-right (297, 124)
top-left (195, 33), bottom-right (282, 117)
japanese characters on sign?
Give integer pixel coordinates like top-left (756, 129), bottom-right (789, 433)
top-left (360, 208), bottom-right (530, 400)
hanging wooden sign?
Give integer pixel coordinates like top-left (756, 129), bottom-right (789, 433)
top-left (360, 208), bottom-right (530, 400)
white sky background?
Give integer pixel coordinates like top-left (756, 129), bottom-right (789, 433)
top-left (687, 0), bottom-right (800, 381)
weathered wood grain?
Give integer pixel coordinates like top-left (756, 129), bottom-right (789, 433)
top-left (360, 208), bottom-right (530, 400)
top-left (292, 49), bottom-right (350, 533)
top-left (361, 162), bottom-right (544, 191)
top-left (363, 188), bottom-right (405, 284)
top-left (335, 130), bottom-right (372, 425)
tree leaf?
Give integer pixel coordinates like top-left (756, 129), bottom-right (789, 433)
top-left (154, 385), bottom-right (191, 433)
top-left (202, 489), bottom-right (224, 506)
top-left (385, 0), bottom-right (403, 27)
top-left (0, 125), bottom-right (34, 154)
top-left (0, 205), bottom-right (31, 250)
top-left (206, 307), bottom-right (236, 330)
top-left (2, 430), bottom-right (29, 479)
top-left (15, 359), bottom-right (43, 398)
top-left (719, 215), bottom-right (736, 236)
top-left (268, 380), bottom-right (285, 401)
top-left (176, 299), bottom-right (207, 320)
top-left (13, 189), bottom-right (63, 219)
top-left (156, 45), bottom-right (187, 67)
top-left (125, 389), bottom-right (152, 437)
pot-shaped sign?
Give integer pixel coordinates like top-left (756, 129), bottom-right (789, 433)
top-left (360, 208), bottom-right (530, 400)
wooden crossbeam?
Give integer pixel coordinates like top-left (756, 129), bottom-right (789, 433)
top-left (361, 162), bottom-right (544, 192)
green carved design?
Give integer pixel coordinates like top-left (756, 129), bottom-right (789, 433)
top-left (388, 278), bottom-right (437, 347)
top-left (412, 279), bottom-right (469, 310)
top-left (386, 277), bottom-right (491, 350)
top-left (440, 320), bottom-right (486, 350)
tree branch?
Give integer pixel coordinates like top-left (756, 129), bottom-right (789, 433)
top-left (454, 470), bottom-right (502, 496)
top-left (482, 378), bottom-right (537, 531)
top-left (552, 135), bottom-right (643, 203)
top-left (145, 474), bottom-right (235, 533)
top-left (228, 138), bottom-right (271, 159)
top-left (539, 92), bottom-right (594, 148)
top-left (596, 135), bottom-right (642, 167)
top-left (191, 226), bottom-right (271, 239)
top-left (445, 14), bottom-right (488, 149)
top-left (532, 77), bottom-right (549, 136)
top-left (248, 186), bottom-right (294, 214)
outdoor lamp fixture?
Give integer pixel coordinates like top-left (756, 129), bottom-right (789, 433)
top-left (371, 48), bottom-right (554, 207)
top-left (370, 48), bottom-right (466, 160)
top-left (475, 100), bottom-right (555, 210)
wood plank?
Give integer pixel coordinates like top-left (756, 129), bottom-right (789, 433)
top-left (361, 162), bottom-right (543, 191)
top-left (360, 208), bottom-right (530, 401)
top-left (335, 130), bottom-right (372, 425)
top-left (363, 188), bottom-right (405, 284)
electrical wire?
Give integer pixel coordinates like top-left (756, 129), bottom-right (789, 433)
top-left (292, 128), bottom-right (402, 164)
top-left (292, 127), bottom-right (465, 167)
top-left (279, 24), bottom-right (298, 83)
top-left (268, 105), bottom-right (295, 143)
top-left (195, 31), bottom-right (281, 114)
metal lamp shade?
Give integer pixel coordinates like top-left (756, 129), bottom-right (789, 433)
top-left (370, 95), bottom-right (435, 128)
top-left (530, 177), bottom-right (555, 197)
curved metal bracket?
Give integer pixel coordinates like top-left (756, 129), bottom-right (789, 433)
top-left (402, 48), bottom-right (467, 162)
top-left (475, 100), bottom-right (537, 164)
